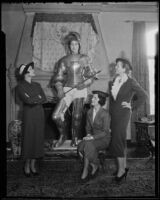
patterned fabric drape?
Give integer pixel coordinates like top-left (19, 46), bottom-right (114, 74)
top-left (131, 21), bottom-right (150, 141)
top-left (32, 22), bottom-right (98, 72)
top-left (31, 13), bottom-right (98, 36)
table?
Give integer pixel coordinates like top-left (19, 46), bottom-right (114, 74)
top-left (134, 121), bottom-right (155, 157)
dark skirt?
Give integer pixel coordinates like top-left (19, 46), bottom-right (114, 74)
top-left (78, 136), bottom-right (110, 165)
top-left (109, 108), bottom-right (131, 157)
top-left (21, 104), bottom-right (45, 159)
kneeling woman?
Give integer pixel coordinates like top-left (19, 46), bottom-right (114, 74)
top-left (77, 91), bottom-right (111, 181)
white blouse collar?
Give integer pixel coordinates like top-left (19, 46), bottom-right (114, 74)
top-left (111, 74), bottom-right (128, 100)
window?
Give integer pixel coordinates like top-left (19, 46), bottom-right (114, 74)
top-left (146, 27), bottom-right (158, 115)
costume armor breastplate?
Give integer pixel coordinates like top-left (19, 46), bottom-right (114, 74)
top-left (65, 60), bottom-right (84, 87)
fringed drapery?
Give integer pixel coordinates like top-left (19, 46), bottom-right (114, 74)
top-left (31, 13), bottom-right (98, 37)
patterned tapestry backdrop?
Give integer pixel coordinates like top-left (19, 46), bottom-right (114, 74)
top-left (32, 22), bottom-right (98, 72)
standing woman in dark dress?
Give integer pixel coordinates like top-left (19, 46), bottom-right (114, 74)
top-left (109, 58), bottom-right (148, 182)
top-left (16, 62), bottom-right (47, 177)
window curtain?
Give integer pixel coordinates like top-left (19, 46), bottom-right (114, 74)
top-left (131, 21), bottom-right (150, 141)
top-left (132, 21), bottom-right (150, 116)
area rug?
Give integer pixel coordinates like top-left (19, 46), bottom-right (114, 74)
top-left (6, 156), bottom-right (155, 198)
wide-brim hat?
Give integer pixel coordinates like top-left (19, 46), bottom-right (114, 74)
top-left (25, 62), bottom-right (34, 69)
top-left (19, 62), bottom-right (34, 76)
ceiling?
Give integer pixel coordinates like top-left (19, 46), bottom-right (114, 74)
top-left (1, 2), bottom-right (158, 13)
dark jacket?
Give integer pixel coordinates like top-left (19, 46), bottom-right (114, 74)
top-left (86, 107), bottom-right (111, 140)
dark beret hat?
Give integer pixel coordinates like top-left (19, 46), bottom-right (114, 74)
top-left (92, 90), bottom-right (109, 98)
top-left (116, 58), bottom-right (132, 71)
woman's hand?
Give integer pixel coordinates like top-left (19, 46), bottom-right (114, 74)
top-left (46, 96), bottom-right (54, 102)
top-left (38, 95), bottom-right (42, 99)
top-left (83, 134), bottom-right (94, 140)
top-left (121, 101), bottom-right (131, 109)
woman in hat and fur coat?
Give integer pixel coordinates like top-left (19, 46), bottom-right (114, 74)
top-left (16, 62), bottom-right (47, 177)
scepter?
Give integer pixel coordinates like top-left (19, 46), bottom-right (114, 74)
top-left (47, 70), bottom-right (101, 103)
top-left (64, 70), bottom-right (101, 95)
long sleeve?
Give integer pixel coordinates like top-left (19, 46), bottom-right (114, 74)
top-left (85, 112), bottom-right (92, 135)
top-left (39, 84), bottom-right (47, 104)
top-left (16, 83), bottom-right (47, 105)
top-left (93, 111), bottom-right (110, 140)
top-left (131, 79), bottom-right (148, 110)
top-left (85, 109), bottom-right (110, 140)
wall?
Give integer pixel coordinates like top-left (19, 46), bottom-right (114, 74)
top-left (98, 12), bottom-right (158, 63)
top-left (2, 7), bottom-right (26, 141)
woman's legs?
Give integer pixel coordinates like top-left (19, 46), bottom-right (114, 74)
top-left (78, 139), bottom-right (108, 179)
top-left (24, 158), bottom-right (38, 175)
top-left (114, 146), bottom-right (128, 177)
top-left (81, 157), bottom-right (89, 179)
top-left (30, 159), bottom-right (37, 173)
top-left (90, 162), bottom-right (99, 175)
top-left (117, 157), bottom-right (125, 177)
top-left (24, 159), bottom-right (31, 174)
top-left (124, 147), bottom-right (127, 169)
top-left (78, 140), bottom-right (97, 179)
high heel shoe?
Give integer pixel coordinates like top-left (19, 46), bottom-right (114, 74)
top-left (113, 167), bottom-right (129, 176)
top-left (115, 170), bottom-right (128, 183)
top-left (23, 168), bottom-right (31, 177)
top-left (80, 175), bottom-right (89, 183)
top-left (30, 168), bottom-right (39, 176)
top-left (80, 169), bottom-right (90, 183)
top-left (125, 167), bottom-right (129, 173)
top-left (90, 167), bottom-right (99, 179)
